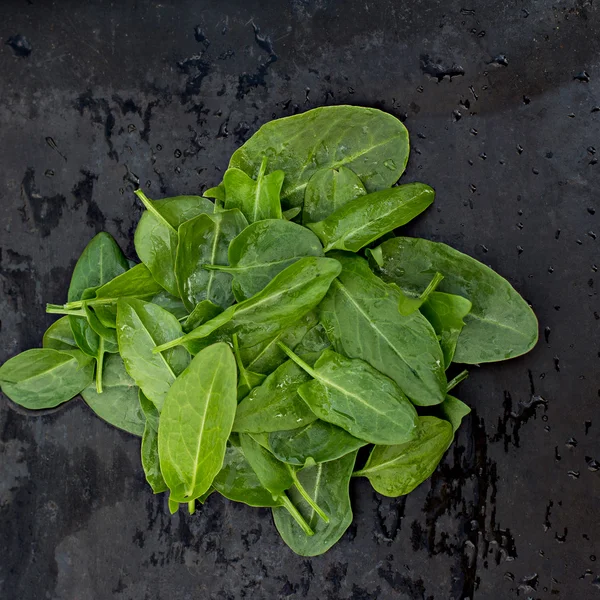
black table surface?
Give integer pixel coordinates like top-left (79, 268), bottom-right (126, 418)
top-left (1, 1), bottom-right (599, 598)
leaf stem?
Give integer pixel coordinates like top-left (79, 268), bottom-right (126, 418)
top-left (289, 470), bottom-right (329, 523)
top-left (46, 304), bottom-right (86, 316)
top-left (95, 339), bottom-right (104, 394)
top-left (447, 369), bottom-right (469, 392)
top-left (154, 336), bottom-right (184, 353)
top-left (188, 500), bottom-right (196, 515)
top-left (202, 264), bottom-right (238, 273)
top-left (277, 342), bottom-right (319, 380)
top-left (280, 494), bottom-right (314, 536)
top-left (134, 189), bottom-right (177, 235)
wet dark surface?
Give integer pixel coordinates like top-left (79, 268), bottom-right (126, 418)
top-left (1, 1), bottom-right (599, 598)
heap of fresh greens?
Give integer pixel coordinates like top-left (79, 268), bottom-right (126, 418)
top-left (0, 106), bottom-right (538, 556)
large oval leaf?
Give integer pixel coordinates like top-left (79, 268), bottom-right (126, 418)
top-left (229, 105), bottom-right (410, 208)
top-left (158, 342), bottom-right (237, 503)
top-left (371, 237), bottom-right (539, 363)
top-left (319, 253), bottom-right (446, 406)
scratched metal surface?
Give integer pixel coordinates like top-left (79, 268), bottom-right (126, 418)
top-left (0, 1), bottom-right (599, 598)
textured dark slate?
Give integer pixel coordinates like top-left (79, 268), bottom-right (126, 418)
top-left (1, 1), bottom-right (599, 598)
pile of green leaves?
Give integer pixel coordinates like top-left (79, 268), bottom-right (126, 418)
top-left (0, 106), bottom-right (538, 556)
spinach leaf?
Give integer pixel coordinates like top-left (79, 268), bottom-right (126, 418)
top-left (353, 416), bottom-right (453, 497)
top-left (283, 206), bottom-right (301, 221)
top-left (154, 257), bottom-right (342, 354)
top-left (206, 219), bottom-right (323, 302)
top-left (420, 291), bottom-right (472, 367)
top-left (371, 237), bottom-right (539, 363)
top-left (0, 348), bottom-right (94, 409)
top-left (302, 166), bottom-right (366, 224)
top-left (239, 311), bottom-right (318, 375)
top-left (307, 183), bottom-right (434, 252)
top-left (268, 420), bottom-right (366, 467)
top-left (116, 298), bottom-right (190, 411)
top-left (43, 317), bottom-right (78, 351)
top-left (436, 394), bottom-right (471, 433)
top-left (233, 359), bottom-right (316, 433)
top-left (318, 253), bottom-right (446, 405)
top-left (134, 191), bottom-right (214, 297)
top-left (204, 183), bottom-right (225, 202)
top-left (149, 290), bottom-right (189, 320)
top-left (273, 450), bottom-right (357, 556)
top-left (229, 106), bottom-right (410, 208)
top-left (232, 334), bottom-right (266, 400)
top-left (158, 342), bottom-right (237, 503)
top-left (84, 304), bottom-right (119, 351)
top-left (280, 344), bottom-right (418, 445)
top-left (183, 299), bottom-right (223, 333)
top-left (139, 390), bottom-right (168, 493)
top-left (223, 157), bottom-right (284, 222)
top-left (175, 209), bottom-right (248, 311)
top-left (292, 323), bottom-right (332, 366)
top-left (80, 353), bottom-right (145, 436)
top-left (393, 272), bottom-right (444, 316)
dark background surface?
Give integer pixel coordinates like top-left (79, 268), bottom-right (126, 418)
top-left (1, 1), bottom-right (599, 598)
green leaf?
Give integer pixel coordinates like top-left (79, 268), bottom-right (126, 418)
top-left (183, 300), bottom-right (223, 333)
top-left (302, 166), bottom-right (366, 224)
top-left (149, 290), bottom-right (189, 320)
top-left (175, 209), bottom-right (248, 311)
top-left (116, 298), bottom-right (190, 411)
top-left (42, 317), bottom-right (78, 351)
top-left (420, 291), bottom-right (472, 367)
top-left (292, 323), bottom-right (332, 366)
top-left (273, 450), bottom-right (358, 556)
top-left (318, 253), bottom-right (446, 406)
top-left (307, 183), bottom-right (434, 252)
top-left (134, 191), bottom-right (214, 297)
top-left (393, 272), bottom-right (444, 316)
top-left (436, 394), bottom-right (471, 433)
top-left (353, 416), bottom-right (453, 497)
top-left (282, 206), bottom-right (301, 221)
top-left (229, 106), bottom-right (410, 208)
top-left (80, 354), bottom-right (145, 436)
top-left (204, 183), bottom-right (225, 201)
top-left (233, 359), bottom-right (316, 433)
top-left (239, 311), bottom-right (319, 375)
top-left (371, 237), bottom-right (539, 363)
top-left (223, 157), bottom-right (284, 222)
top-left (155, 257), bottom-right (342, 354)
top-left (208, 219), bottom-right (323, 302)
top-left (269, 420), bottom-right (366, 467)
top-left (280, 344), bottom-right (418, 445)
top-left (231, 334), bottom-right (266, 400)
top-left (0, 348), bottom-right (94, 409)
top-left (84, 304), bottom-right (119, 351)
top-left (139, 391), bottom-right (168, 493)
top-left (158, 342), bottom-right (237, 503)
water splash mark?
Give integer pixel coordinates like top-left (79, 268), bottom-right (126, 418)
top-left (71, 170), bottom-right (104, 229)
top-left (420, 54), bottom-right (464, 81)
top-left (377, 561), bottom-right (426, 597)
top-left (6, 34), bottom-right (32, 57)
top-left (373, 492), bottom-right (406, 543)
top-left (177, 55), bottom-right (211, 104)
top-left (237, 23), bottom-right (278, 99)
top-left (194, 26), bottom-right (210, 49)
top-left (20, 168), bottom-right (67, 237)
top-left (74, 91), bottom-right (118, 161)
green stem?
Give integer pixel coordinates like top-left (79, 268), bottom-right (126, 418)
top-left (277, 342), bottom-right (319, 380)
top-left (447, 369), bottom-right (469, 392)
top-left (258, 155), bottom-right (268, 180)
top-left (134, 189), bottom-right (177, 235)
top-left (420, 272), bottom-right (444, 301)
top-left (95, 339), bottom-right (104, 394)
top-left (289, 470), bottom-right (329, 523)
top-left (154, 336), bottom-right (185, 353)
top-left (202, 264), bottom-right (238, 272)
top-left (188, 500), bottom-right (196, 515)
top-left (280, 494), bottom-right (314, 536)
top-left (232, 334), bottom-right (250, 387)
top-left (46, 304), bottom-right (86, 316)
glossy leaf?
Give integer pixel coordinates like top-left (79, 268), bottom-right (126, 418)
top-left (239, 311), bottom-right (318, 375)
top-left (232, 334), bottom-right (266, 400)
top-left (302, 166), bottom-right (366, 224)
top-left (223, 157), bottom-right (284, 222)
top-left (204, 183), bottom-right (225, 202)
top-left (229, 105), bottom-right (410, 208)
top-left (116, 298), bottom-right (190, 411)
top-left (84, 304), bottom-right (119, 351)
top-left (0, 348), bottom-right (94, 409)
top-left (149, 290), bottom-right (189, 320)
top-left (134, 191), bottom-right (214, 296)
top-left (273, 450), bottom-right (357, 556)
top-left (437, 394), bottom-right (471, 433)
top-left (233, 359), bottom-right (316, 433)
top-left (420, 291), bottom-right (472, 367)
top-left (307, 183), bottom-right (434, 252)
top-left (81, 353), bottom-right (145, 436)
top-left (139, 390), bottom-right (168, 493)
top-left (42, 317), bottom-right (78, 351)
top-left (293, 323), bottom-right (332, 366)
top-left (158, 342), bottom-right (237, 503)
top-left (281, 345), bottom-right (418, 445)
top-left (175, 209), bottom-right (248, 311)
top-left (353, 416), bottom-right (453, 497)
top-left (269, 420), bottom-right (366, 467)
top-left (183, 300), bottom-right (223, 334)
top-left (319, 253), bottom-right (446, 405)
top-left (394, 272), bottom-right (444, 316)
top-left (208, 219), bottom-right (323, 302)
top-left (371, 237), bottom-right (539, 363)
top-left (155, 257), bottom-right (341, 355)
